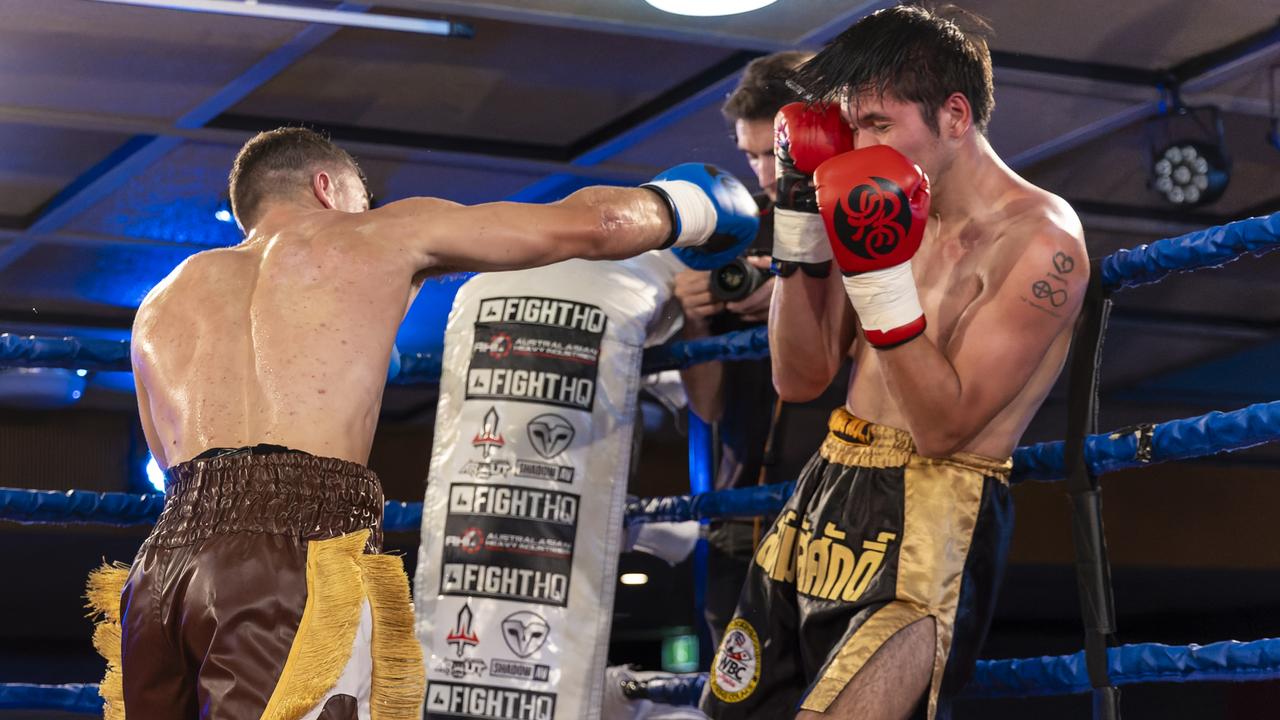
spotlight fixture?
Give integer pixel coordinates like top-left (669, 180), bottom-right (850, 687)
top-left (1151, 140), bottom-right (1229, 207)
top-left (644, 0), bottom-right (779, 17)
top-left (1146, 102), bottom-right (1231, 208)
top-left (619, 572), bottom-right (650, 586)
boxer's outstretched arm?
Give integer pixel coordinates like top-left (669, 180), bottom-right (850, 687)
top-left (769, 269), bottom-right (857, 402)
top-left (366, 187), bottom-right (672, 274)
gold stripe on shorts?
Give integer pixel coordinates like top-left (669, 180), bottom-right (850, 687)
top-left (805, 409), bottom-right (1011, 719)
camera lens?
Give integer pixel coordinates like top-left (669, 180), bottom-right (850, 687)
top-left (710, 258), bottom-right (766, 302)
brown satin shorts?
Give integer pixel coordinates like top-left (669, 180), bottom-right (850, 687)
top-left (86, 446), bottom-right (424, 720)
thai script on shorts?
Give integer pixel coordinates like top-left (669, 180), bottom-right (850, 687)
top-left (753, 509), bottom-right (898, 602)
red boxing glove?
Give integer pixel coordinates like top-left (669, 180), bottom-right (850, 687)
top-left (772, 103), bottom-right (855, 266)
top-left (814, 146), bottom-right (931, 348)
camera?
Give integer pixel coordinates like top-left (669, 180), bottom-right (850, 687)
top-left (709, 257), bottom-right (767, 302)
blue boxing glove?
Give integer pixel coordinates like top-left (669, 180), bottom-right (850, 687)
top-left (642, 163), bottom-right (759, 270)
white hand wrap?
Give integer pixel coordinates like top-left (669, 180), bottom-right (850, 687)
top-left (841, 261), bottom-right (924, 336)
top-left (642, 180), bottom-right (716, 248)
top-left (772, 208), bottom-right (833, 263)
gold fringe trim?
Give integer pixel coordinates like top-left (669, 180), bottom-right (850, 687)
top-left (85, 563), bottom-right (130, 720)
top-left (260, 530), bottom-right (368, 720)
top-left (361, 553), bottom-right (426, 720)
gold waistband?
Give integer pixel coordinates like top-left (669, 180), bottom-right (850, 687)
top-left (820, 408), bottom-right (1012, 482)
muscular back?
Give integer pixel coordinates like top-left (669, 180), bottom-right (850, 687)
top-left (133, 210), bottom-right (414, 468)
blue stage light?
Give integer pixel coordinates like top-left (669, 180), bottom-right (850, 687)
top-left (145, 454), bottom-right (166, 493)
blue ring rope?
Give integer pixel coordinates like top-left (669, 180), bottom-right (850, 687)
top-left (5, 213), bottom-right (1275, 377)
top-left (4, 399), bottom-right (1279, 529)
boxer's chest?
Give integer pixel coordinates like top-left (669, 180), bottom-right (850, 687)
top-left (910, 218), bottom-right (995, 347)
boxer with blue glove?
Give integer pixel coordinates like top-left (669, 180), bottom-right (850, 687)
top-left (87, 124), bottom-right (757, 720)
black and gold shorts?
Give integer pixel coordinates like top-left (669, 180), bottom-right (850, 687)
top-left (700, 409), bottom-right (1013, 720)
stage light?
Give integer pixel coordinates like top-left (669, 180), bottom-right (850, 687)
top-left (644, 0), bottom-right (778, 17)
top-left (145, 453), bottom-right (166, 493)
top-left (214, 208), bottom-right (233, 223)
top-left (619, 572), bottom-right (649, 586)
top-left (1146, 103), bottom-right (1231, 208)
top-left (1151, 140), bottom-right (1229, 207)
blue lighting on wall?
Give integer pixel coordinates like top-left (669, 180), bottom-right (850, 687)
top-left (144, 453), bottom-right (165, 494)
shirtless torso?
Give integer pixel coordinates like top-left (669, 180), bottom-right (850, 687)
top-left (133, 187), bottom-right (682, 469)
top-left (845, 179), bottom-right (1085, 458)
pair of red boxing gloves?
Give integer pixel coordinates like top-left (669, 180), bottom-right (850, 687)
top-left (771, 103), bottom-right (930, 349)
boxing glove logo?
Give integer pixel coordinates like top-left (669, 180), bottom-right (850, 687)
top-left (832, 176), bottom-right (912, 261)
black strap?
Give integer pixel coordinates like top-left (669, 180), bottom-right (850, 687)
top-left (1063, 263), bottom-right (1121, 719)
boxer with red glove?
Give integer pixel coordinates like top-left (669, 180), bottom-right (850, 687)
top-left (814, 146), bottom-right (930, 348)
top-left (770, 102), bottom-right (854, 277)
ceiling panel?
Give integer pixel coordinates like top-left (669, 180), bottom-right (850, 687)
top-left (0, 122), bottom-right (132, 219)
top-left (227, 16), bottom-right (737, 147)
top-left (988, 84), bottom-right (1141, 160)
top-left (963, 0), bottom-right (1278, 70)
top-left (1022, 112), bottom-right (1278, 217)
top-left (384, 0), bottom-right (848, 48)
top-left (0, 0), bottom-right (305, 121)
top-left (63, 142), bottom-right (244, 247)
top-left (608, 102), bottom-right (754, 188)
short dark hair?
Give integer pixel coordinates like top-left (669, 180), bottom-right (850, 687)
top-left (792, 5), bottom-right (995, 135)
top-left (721, 50), bottom-right (814, 123)
top-left (228, 127), bottom-right (368, 229)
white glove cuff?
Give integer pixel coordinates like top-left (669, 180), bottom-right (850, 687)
top-left (841, 261), bottom-right (923, 333)
top-left (643, 180), bottom-right (716, 248)
top-left (772, 208), bottom-right (833, 263)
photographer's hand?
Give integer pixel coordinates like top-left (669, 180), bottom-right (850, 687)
top-left (726, 255), bottom-right (775, 323)
top-left (674, 270), bottom-right (726, 331)
top-left (674, 269), bottom-right (726, 422)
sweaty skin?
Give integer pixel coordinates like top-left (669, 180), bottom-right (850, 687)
top-left (770, 92), bottom-right (1088, 460)
top-left (133, 171), bottom-right (673, 469)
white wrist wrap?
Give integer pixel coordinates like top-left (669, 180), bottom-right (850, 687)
top-left (772, 208), bottom-right (833, 263)
top-left (841, 261), bottom-right (923, 333)
top-left (643, 180), bottom-right (716, 248)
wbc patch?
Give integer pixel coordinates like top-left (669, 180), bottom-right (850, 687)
top-left (711, 618), bottom-right (762, 703)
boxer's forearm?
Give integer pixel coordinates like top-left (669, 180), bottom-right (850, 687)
top-left (553, 187), bottom-right (672, 259)
top-left (769, 270), bottom-right (853, 402)
top-left (876, 337), bottom-right (969, 457)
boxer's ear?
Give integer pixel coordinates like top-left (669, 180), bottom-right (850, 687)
top-left (312, 170), bottom-right (339, 209)
top-left (938, 92), bottom-right (971, 139)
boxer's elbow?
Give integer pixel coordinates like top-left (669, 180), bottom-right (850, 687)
top-left (774, 371), bottom-right (827, 403)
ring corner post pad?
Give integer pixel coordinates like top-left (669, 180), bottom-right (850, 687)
top-left (1063, 265), bottom-right (1122, 720)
